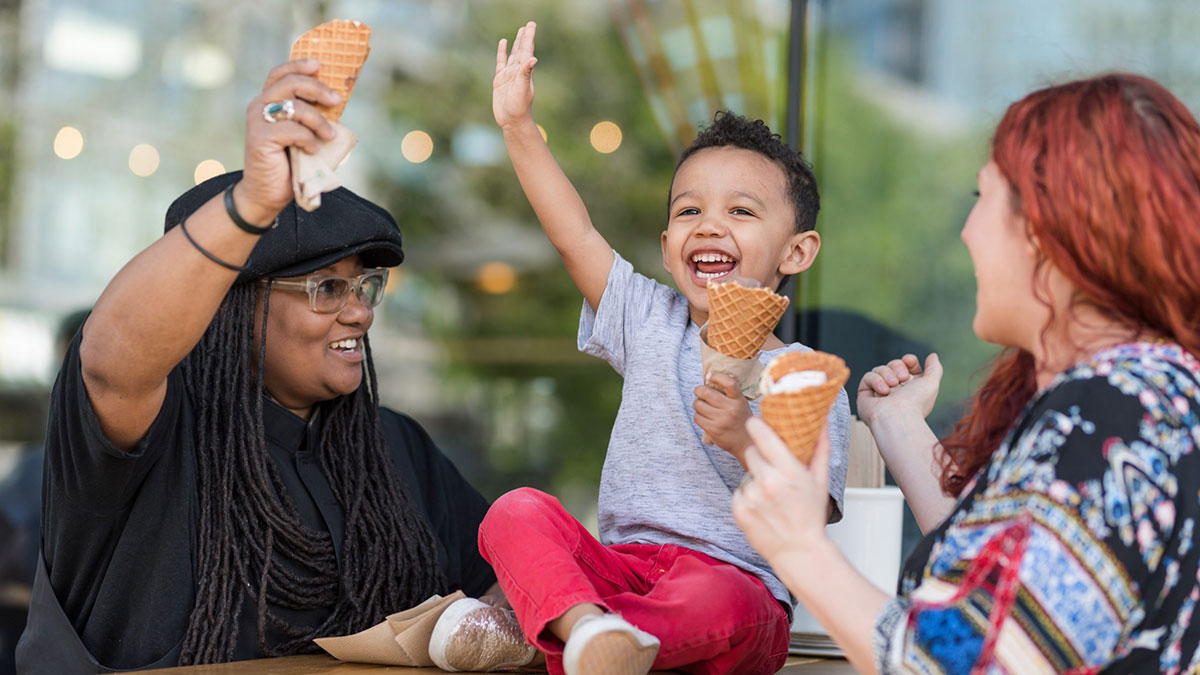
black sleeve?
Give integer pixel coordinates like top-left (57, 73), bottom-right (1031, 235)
top-left (42, 331), bottom-right (196, 654)
top-left (44, 331), bottom-right (186, 515)
top-left (379, 409), bottom-right (496, 597)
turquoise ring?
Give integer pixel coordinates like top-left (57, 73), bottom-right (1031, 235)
top-left (262, 99), bottom-right (295, 123)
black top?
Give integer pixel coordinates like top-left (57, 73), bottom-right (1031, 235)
top-left (20, 336), bottom-right (494, 671)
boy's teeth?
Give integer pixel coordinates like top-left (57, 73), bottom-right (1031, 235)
top-left (697, 271), bottom-right (727, 278)
top-left (330, 338), bottom-right (358, 350)
top-left (691, 252), bottom-right (734, 263)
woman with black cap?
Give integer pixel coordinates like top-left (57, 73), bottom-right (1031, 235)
top-left (17, 60), bottom-right (498, 671)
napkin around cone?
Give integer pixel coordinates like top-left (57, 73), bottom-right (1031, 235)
top-left (288, 122), bottom-right (358, 212)
top-left (699, 323), bottom-right (764, 445)
top-left (699, 323), bottom-right (763, 400)
top-left (314, 589), bottom-right (465, 666)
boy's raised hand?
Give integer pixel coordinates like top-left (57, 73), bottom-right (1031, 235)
top-left (494, 21), bottom-right (539, 130)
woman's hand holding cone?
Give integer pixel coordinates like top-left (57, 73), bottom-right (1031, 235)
top-left (733, 418), bottom-right (832, 561)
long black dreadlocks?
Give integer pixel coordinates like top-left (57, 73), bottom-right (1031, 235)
top-left (177, 281), bottom-right (446, 664)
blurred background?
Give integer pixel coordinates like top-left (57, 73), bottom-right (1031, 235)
top-left (1, 0), bottom-right (1199, 669)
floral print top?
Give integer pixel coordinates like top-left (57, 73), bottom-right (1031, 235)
top-left (873, 341), bottom-right (1200, 674)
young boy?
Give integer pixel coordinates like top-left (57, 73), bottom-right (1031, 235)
top-left (430, 22), bottom-right (850, 675)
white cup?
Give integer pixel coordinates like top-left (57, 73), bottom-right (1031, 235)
top-left (791, 486), bottom-right (905, 635)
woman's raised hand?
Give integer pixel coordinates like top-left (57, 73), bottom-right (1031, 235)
top-left (856, 353), bottom-right (943, 427)
top-left (493, 22), bottom-right (538, 131)
top-left (238, 59), bottom-right (342, 225)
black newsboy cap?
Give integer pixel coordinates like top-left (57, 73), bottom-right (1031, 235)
top-left (164, 171), bottom-right (404, 282)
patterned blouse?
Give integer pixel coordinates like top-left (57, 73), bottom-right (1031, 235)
top-left (873, 341), bottom-right (1200, 674)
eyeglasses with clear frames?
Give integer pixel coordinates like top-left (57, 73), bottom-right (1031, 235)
top-left (260, 268), bottom-right (390, 314)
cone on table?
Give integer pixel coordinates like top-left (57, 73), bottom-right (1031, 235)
top-left (706, 280), bottom-right (790, 359)
top-left (760, 351), bottom-right (849, 463)
top-left (289, 20), bottom-right (372, 122)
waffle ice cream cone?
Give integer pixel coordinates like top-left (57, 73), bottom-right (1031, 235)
top-left (760, 351), bottom-right (849, 463)
top-left (705, 280), bottom-right (790, 359)
top-left (290, 20), bottom-right (372, 122)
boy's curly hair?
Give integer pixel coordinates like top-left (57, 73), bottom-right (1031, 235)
top-left (676, 111), bottom-right (819, 232)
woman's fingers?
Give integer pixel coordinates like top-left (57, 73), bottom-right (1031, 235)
top-left (246, 97), bottom-right (334, 143)
top-left (859, 371), bottom-right (890, 396)
top-left (260, 59), bottom-right (319, 93)
top-left (746, 417), bottom-right (801, 475)
top-left (260, 73), bottom-right (341, 111)
top-left (871, 364), bottom-right (900, 387)
top-left (886, 358), bottom-right (912, 382)
top-left (742, 445), bottom-right (767, 486)
top-left (924, 352), bottom-right (942, 379)
top-left (247, 119), bottom-right (322, 155)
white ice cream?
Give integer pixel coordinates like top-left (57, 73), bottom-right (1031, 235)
top-left (763, 369), bottom-right (827, 395)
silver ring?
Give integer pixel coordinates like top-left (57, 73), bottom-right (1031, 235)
top-left (262, 99), bottom-right (295, 123)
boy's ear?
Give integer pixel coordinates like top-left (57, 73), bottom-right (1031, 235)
top-left (661, 231), bottom-right (671, 274)
top-left (779, 230), bottom-right (821, 275)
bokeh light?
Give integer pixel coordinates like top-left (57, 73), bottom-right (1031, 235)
top-left (476, 262), bottom-right (517, 295)
top-left (193, 159), bottom-right (225, 184)
top-left (401, 130), bottom-right (434, 163)
top-left (128, 143), bottom-right (160, 177)
top-left (53, 126), bottom-right (83, 159)
top-left (589, 121), bottom-right (622, 153)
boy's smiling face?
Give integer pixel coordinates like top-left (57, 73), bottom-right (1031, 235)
top-left (662, 146), bottom-right (819, 326)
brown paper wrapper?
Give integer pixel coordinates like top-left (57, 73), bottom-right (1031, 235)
top-left (699, 323), bottom-right (763, 445)
top-left (699, 323), bottom-right (763, 399)
top-left (314, 589), bottom-right (465, 666)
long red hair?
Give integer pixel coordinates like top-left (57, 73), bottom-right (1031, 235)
top-left (938, 73), bottom-right (1200, 496)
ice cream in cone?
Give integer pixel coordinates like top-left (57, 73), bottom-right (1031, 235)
top-left (759, 351), bottom-right (849, 463)
top-left (289, 20), bottom-right (372, 122)
top-left (705, 279), bottom-right (790, 359)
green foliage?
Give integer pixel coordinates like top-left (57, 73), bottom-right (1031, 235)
top-left (807, 43), bottom-right (1001, 411)
top-left (371, 3), bottom-right (677, 500)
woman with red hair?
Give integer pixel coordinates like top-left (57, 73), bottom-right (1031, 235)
top-left (733, 73), bottom-right (1200, 673)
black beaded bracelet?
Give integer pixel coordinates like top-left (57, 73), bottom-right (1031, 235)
top-left (224, 183), bottom-right (277, 235)
top-left (179, 218), bottom-right (248, 273)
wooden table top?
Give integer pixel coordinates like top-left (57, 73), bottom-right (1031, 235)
top-left (143, 654), bottom-right (857, 674)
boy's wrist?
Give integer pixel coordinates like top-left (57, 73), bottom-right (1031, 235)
top-left (499, 116), bottom-right (541, 140)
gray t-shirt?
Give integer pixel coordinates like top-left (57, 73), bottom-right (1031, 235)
top-left (578, 252), bottom-right (850, 609)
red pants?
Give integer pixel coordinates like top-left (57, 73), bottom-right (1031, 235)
top-left (478, 488), bottom-right (790, 675)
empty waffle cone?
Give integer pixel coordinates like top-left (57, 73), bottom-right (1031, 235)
top-left (760, 351), bottom-right (849, 463)
top-left (290, 20), bottom-right (372, 122)
top-left (706, 280), bottom-right (790, 359)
